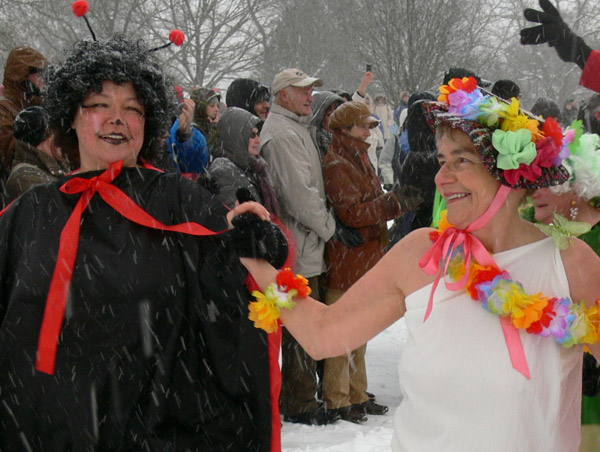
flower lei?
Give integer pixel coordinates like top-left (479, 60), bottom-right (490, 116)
top-left (431, 210), bottom-right (600, 347)
top-left (248, 268), bottom-right (311, 333)
top-left (439, 76), bottom-right (570, 184)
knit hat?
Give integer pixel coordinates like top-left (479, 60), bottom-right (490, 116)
top-left (272, 68), bottom-right (323, 95)
top-left (422, 76), bottom-right (570, 189)
top-left (190, 87), bottom-right (221, 121)
top-left (328, 101), bottom-right (380, 131)
top-left (226, 78), bottom-right (270, 113)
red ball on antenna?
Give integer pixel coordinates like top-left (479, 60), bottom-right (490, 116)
top-left (72, 0), bottom-right (90, 17)
top-left (169, 29), bottom-right (186, 47)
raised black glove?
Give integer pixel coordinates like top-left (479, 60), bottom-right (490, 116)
top-left (333, 215), bottom-right (364, 248)
top-left (229, 187), bottom-right (289, 268)
top-left (520, 0), bottom-right (592, 69)
top-left (393, 184), bottom-right (424, 211)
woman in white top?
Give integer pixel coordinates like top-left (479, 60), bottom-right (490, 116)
top-left (244, 77), bottom-right (600, 451)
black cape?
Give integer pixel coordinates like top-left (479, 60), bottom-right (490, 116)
top-left (0, 167), bottom-right (273, 451)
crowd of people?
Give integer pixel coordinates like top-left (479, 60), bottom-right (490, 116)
top-left (1, 0), bottom-right (600, 451)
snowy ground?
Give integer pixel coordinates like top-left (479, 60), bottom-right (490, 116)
top-left (281, 319), bottom-right (409, 452)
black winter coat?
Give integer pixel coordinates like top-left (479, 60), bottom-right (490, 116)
top-left (0, 168), bottom-right (274, 451)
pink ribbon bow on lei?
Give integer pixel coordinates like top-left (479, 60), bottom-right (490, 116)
top-left (418, 185), bottom-right (531, 379)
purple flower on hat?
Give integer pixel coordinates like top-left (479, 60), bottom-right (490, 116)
top-left (447, 89), bottom-right (485, 120)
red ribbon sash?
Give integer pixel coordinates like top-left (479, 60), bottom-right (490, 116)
top-left (36, 161), bottom-right (223, 374)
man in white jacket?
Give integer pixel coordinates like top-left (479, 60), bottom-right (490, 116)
top-left (260, 68), bottom-right (349, 426)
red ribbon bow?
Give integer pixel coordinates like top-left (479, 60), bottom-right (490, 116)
top-left (418, 185), bottom-right (531, 378)
top-left (36, 161), bottom-right (222, 374)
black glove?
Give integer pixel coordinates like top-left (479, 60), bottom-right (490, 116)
top-left (229, 188), bottom-right (289, 268)
top-left (393, 184), bottom-right (424, 211)
top-left (333, 215), bottom-right (364, 248)
top-left (583, 352), bottom-right (600, 397)
top-left (520, 0), bottom-right (592, 69)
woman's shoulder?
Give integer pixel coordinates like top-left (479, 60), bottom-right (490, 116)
top-left (561, 237), bottom-right (600, 303)
top-left (389, 227), bottom-right (435, 261)
top-left (376, 227), bottom-right (437, 296)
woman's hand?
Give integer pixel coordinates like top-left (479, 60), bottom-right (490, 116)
top-left (226, 201), bottom-right (270, 228)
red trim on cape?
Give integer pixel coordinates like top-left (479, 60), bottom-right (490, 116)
top-left (36, 161), bottom-right (224, 374)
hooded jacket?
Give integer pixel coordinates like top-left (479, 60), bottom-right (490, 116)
top-left (309, 91), bottom-right (345, 160)
top-left (0, 47), bottom-right (48, 173)
top-left (208, 108), bottom-right (263, 208)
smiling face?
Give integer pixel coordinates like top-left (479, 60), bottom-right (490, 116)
top-left (71, 81), bottom-right (145, 172)
top-left (254, 100), bottom-right (270, 119)
top-left (532, 187), bottom-right (578, 224)
top-left (281, 85), bottom-right (314, 116)
top-left (346, 123), bottom-right (371, 141)
top-left (248, 127), bottom-right (261, 156)
top-left (435, 127), bottom-right (501, 228)
top-left (206, 99), bottom-right (220, 121)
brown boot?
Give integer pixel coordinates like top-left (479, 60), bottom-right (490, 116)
top-left (355, 399), bottom-right (389, 415)
top-left (336, 405), bottom-right (368, 424)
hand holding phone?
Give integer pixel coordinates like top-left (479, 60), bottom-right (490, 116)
top-left (366, 63), bottom-right (372, 72)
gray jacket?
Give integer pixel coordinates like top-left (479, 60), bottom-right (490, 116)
top-left (259, 103), bottom-right (335, 277)
top-left (208, 108), bottom-right (262, 208)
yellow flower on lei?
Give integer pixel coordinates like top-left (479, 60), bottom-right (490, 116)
top-left (248, 289), bottom-right (281, 334)
top-left (580, 301), bottom-right (600, 345)
top-left (511, 294), bottom-right (548, 329)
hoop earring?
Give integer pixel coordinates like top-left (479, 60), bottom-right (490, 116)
top-left (569, 200), bottom-right (578, 220)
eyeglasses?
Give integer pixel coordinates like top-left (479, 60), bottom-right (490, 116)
top-left (250, 131), bottom-right (260, 139)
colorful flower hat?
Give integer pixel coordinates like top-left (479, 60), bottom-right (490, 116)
top-left (422, 76), bottom-right (570, 189)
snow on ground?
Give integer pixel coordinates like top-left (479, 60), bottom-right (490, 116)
top-left (281, 318), bottom-right (409, 452)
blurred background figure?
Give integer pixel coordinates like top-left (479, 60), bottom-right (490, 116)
top-left (309, 91), bottom-right (346, 160)
top-left (165, 95), bottom-right (210, 180)
top-left (530, 96), bottom-right (562, 123)
top-left (321, 101), bottom-right (406, 423)
top-left (6, 105), bottom-right (68, 201)
top-left (577, 93), bottom-right (600, 135)
top-left (208, 107), bottom-right (280, 218)
top-left (373, 94), bottom-right (394, 141)
top-left (563, 98), bottom-right (580, 125)
top-left (226, 78), bottom-right (271, 120)
top-left (190, 87), bottom-right (221, 154)
top-left (491, 79), bottom-right (521, 101)
top-left (0, 45), bottom-right (48, 207)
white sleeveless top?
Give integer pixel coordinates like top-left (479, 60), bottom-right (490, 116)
top-left (392, 238), bottom-right (583, 452)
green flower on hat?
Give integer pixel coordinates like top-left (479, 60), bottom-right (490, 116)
top-left (477, 97), bottom-right (503, 128)
top-left (492, 129), bottom-right (537, 170)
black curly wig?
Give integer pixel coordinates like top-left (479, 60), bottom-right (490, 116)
top-left (44, 35), bottom-right (177, 166)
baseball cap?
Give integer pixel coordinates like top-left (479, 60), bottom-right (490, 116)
top-left (272, 68), bottom-right (323, 95)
